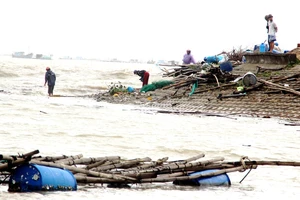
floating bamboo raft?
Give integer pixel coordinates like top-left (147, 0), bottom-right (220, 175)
top-left (1, 150), bottom-right (300, 186)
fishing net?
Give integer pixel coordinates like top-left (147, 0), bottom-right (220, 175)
top-left (152, 80), bottom-right (174, 89)
top-left (140, 80), bottom-right (174, 93)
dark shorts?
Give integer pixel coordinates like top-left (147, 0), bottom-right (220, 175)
top-left (48, 85), bottom-right (55, 94)
top-left (268, 35), bottom-right (276, 43)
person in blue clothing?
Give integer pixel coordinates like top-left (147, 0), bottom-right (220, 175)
top-left (44, 67), bottom-right (56, 96)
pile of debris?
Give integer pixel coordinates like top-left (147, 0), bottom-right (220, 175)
top-left (162, 62), bottom-right (237, 87)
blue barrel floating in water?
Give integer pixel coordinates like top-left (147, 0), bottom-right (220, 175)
top-left (9, 164), bottom-right (77, 192)
top-left (173, 169), bottom-right (231, 186)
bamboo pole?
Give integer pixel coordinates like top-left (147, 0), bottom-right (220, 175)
top-left (33, 155), bottom-right (69, 161)
top-left (90, 159), bottom-right (121, 171)
top-left (258, 79), bottom-right (300, 96)
top-left (53, 154), bottom-right (83, 164)
top-left (157, 172), bottom-right (188, 178)
top-left (140, 166), bottom-right (244, 183)
top-left (162, 80), bottom-right (187, 90)
top-left (169, 153), bottom-right (205, 164)
top-left (224, 160), bottom-right (300, 167)
top-left (22, 150), bottom-right (40, 157)
top-left (86, 159), bottom-right (113, 170)
top-left (121, 172), bottom-right (157, 179)
top-left (92, 157), bottom-right (152, 172)
top-left (269, 72), bottom-right (300, 83)
top-left (30, 160), bottom-right (136, 181)
top-left (74, 174), bottom-right (121, 183)
top-left (121, 157), bottom-right (169, 172)
top-left (0, 155), bottom-right (14, 160)
top-left (56, 156), bottom-right (120, 165)
top-left (130, 157), bottom-right (225, 175)
top-left (193, 83), bottom-right (236, 94)
top-left (0, 158), bottom-right (28, 171)
top-left (0, 150), bottom-right (39, 172)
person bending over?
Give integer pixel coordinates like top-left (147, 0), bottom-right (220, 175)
top-left (134, 70), bottom-right (149, 87)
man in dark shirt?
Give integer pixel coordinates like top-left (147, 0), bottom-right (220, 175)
top-left (44, 67), bottom-right (56, 96)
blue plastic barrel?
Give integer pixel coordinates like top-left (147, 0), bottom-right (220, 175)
top-left (259, 43), bottom-right (266, 52)
top-left (9, 164), bottom-right (77, 192)
top-left (219, 61), bottom-right (233, 72)
top-left (173, 169), bottom-right (231, 186)
top-left (204, 55), bottom-right (223, 64)
top-left (190, 169), bottom-right (231, 186)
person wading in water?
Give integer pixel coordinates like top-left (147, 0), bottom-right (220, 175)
top-left (44, 67), bottom-right (56, 96)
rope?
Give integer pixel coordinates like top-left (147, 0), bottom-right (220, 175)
top-left (188, 81), bottom-right (198, 96)
top-left (239, 165), bottom-right (253, 183)
top-left (240, 156), bottom-right (248, 171)
top-left (239, 156), bottom-right (254, 183)
top-left (212, 74), bottom-right (220, 87)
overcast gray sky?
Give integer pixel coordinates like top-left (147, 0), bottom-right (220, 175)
top-left (0, 0), bottom-right (299, 61)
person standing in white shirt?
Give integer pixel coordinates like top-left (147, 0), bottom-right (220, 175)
top-left (268, 14), bottom-right (278, 52)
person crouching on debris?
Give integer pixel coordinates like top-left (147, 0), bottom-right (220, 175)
top-left (44, 67), bottom-right (56, 96)
top-left (134, 70), bottom-right (149, 87)
top-left (182, 49), bottom-right (196, 64)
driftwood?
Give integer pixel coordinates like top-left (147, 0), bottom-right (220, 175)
top-left (270, 73), bottom-right (300, 83)
top-left (193, 83), bottom-right (237, 94)
top-left (258, 79), bottom-right (300, 96)
top-left (256, 66), bottom-right (285, 73)
top-left (244, 73), bottom-right (300, 94)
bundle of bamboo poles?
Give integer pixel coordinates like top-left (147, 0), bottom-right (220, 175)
top-left (1, 150), bottom-right (300, 186)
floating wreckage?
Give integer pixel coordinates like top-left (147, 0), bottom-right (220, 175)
top-left (1, 150), bottom-right (300, 192)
